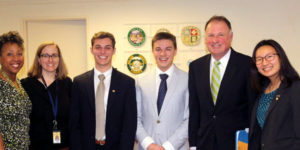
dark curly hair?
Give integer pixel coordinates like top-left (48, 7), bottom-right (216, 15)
top-left (0, 31), bottom-right (24, 55)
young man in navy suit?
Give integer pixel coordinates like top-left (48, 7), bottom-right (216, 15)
top-left (188, 16), bottom-right (256, 150)
top-left (70, 31), bottom-right (137, 150)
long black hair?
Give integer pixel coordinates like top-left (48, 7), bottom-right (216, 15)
top-left (250, 39), bottom-right (299, 94)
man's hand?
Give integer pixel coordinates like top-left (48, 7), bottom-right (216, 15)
top-left (147, 143), bottom-right (165, 150)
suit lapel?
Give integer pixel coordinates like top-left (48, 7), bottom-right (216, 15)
top-left (203, 55), bottom-right (215, 107)
top-left (87, 70), bottom-right (96, 113)
top-left (159, 66), bottom-right (179, 116)
top-left (106, 68), bottom-right (118, 113)
top-left (263, 82), bottom-right (285, 129)
top-left (216, 50), bottom-right (237, 106)
top-left (145, 70), bottom-right (158, 116)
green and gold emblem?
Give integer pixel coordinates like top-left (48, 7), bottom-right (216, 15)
top-left (127, 54), bottom-right (147, 74)
top-left (181, 26), bottom-right (200, 46)
top-left (128, 27), bottom-right (146, 46)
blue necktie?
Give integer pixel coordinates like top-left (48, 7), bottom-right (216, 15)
top-left (157, 74), bottom-right (168, 115)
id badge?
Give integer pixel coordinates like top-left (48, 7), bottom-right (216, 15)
top-left (53, 130), bottom-right (61, 144)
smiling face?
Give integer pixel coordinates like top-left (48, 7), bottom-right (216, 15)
top-left (0, 42), bottom-right (24, 79)
top-left (255, 45), bottom-right (281, 81)
top-left (91, 38), bottom-right (115, 72)
top-left (205, 20), bottom-right (233, 60)
top-left (152, 39), bottom-right (177, 72)
top-left (38, 44), bottom-right (60, 74)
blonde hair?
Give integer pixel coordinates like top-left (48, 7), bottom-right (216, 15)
top-left (27, 41), bottom-right (68, 79)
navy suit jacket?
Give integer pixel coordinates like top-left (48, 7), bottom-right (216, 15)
top-left (188, 49), bottom-right (256, 150)
top-left (69, 68), bottom-right (137, 150)
top-left (249, 80), bottom-right (300, 150)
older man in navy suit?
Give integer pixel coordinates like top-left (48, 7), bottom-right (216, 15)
top-left (188, 16), bottom-right (256, 150)
top-left (70, 31), bottom-right (137, 150)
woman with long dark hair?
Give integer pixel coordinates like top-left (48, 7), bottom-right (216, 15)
top-left (249, 39), bottom-right (300, 150)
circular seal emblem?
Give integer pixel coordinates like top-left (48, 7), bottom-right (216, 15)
top-left (128, 27), bottom-right (146, 46)
top-left (127, 54), bottom-right (147, 74)
top-left (156, 28), bottom-right (170, 33)
top-left (181, 26), bottom-right (200, 46)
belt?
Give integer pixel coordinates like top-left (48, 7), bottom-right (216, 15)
top-left (95, 139), bottom-right (105, 145)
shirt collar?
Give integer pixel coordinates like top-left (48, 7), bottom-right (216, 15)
top-left (94, 67), bottom-right (113, 78)
top-left (156, 64), bottom-right (174, 78)
top-left (211, 49), bottom-right (231, 66)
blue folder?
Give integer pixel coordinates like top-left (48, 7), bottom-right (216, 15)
top-left (235, 128), bottom-right (249, 150)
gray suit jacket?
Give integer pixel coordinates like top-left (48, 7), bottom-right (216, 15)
top-left (136, 65), bottom-right (189, 150)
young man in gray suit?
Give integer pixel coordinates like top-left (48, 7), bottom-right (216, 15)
top-left (136, 32), bottom-right (189, 150)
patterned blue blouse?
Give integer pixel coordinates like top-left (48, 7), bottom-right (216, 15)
top-left (256, 89), bottom-right (278, 129)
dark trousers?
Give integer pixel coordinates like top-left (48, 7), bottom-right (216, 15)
top-left (96, 144), bottom-right (104, 150)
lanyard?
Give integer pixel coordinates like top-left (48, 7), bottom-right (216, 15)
top-left (41, 76), bottom-right (59, 129)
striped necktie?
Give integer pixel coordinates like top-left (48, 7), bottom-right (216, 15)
top-left (211, 61), bottom-right (221, 104)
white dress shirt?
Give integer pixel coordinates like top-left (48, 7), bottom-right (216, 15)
top-left (209, 49), bottom-right (231, 84)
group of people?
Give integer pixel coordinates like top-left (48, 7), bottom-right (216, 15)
top-left (0, 15), bottom-right (299, 150)
top-left (0, 32), bottom-right (71, 150)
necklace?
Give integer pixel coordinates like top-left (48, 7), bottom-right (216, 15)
top-left (0, 69), bottom-right (27, 98)
top-left (266, 81), bottom-right (281, 93)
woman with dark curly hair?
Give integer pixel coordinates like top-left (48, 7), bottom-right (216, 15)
top-left (249, 39), bottom-right (300, 150)
top-left (0, 31), bottom-right (31, 150)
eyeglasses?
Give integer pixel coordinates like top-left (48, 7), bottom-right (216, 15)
top-left (40, 53), bottom-right (59, 59)
top-left (255, 53), bottom-right (278, 64)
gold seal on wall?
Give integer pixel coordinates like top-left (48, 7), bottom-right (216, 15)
top-left (127, 54), bottom-right (147, 74)
top-left (181, 26), bottom-right (200, 46)
top-left (156, 28), bottom-right (170, 33)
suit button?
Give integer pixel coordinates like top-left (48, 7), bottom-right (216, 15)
top-left (261, 143), bottom-right (264, 147)
top-left (213, 115), bottom-right (216, 119)
top-left (157, 120), bottom-right (160, 124)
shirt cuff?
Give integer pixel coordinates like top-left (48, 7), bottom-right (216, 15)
top-left (141, 136), bottom-right (155, 149)
top-left (190, 146), bottom-right (197, 150)
top-left (162, 141), bottom-right (175, 150)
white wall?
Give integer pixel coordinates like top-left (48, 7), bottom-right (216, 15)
top-left (0, 0), bottom-right (299, 78)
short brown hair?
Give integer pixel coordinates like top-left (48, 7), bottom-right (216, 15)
top-left (152, 32), bottom-right (177, 49)
top-left (205, 15), bottom-right (232, 31)
top-left (27, 41), bottom-right (68, 79)
top-left (91, 31), bottom-right (116, 48)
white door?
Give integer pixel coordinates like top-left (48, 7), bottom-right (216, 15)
top-left (25, 19), bottom-right (87, 79)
